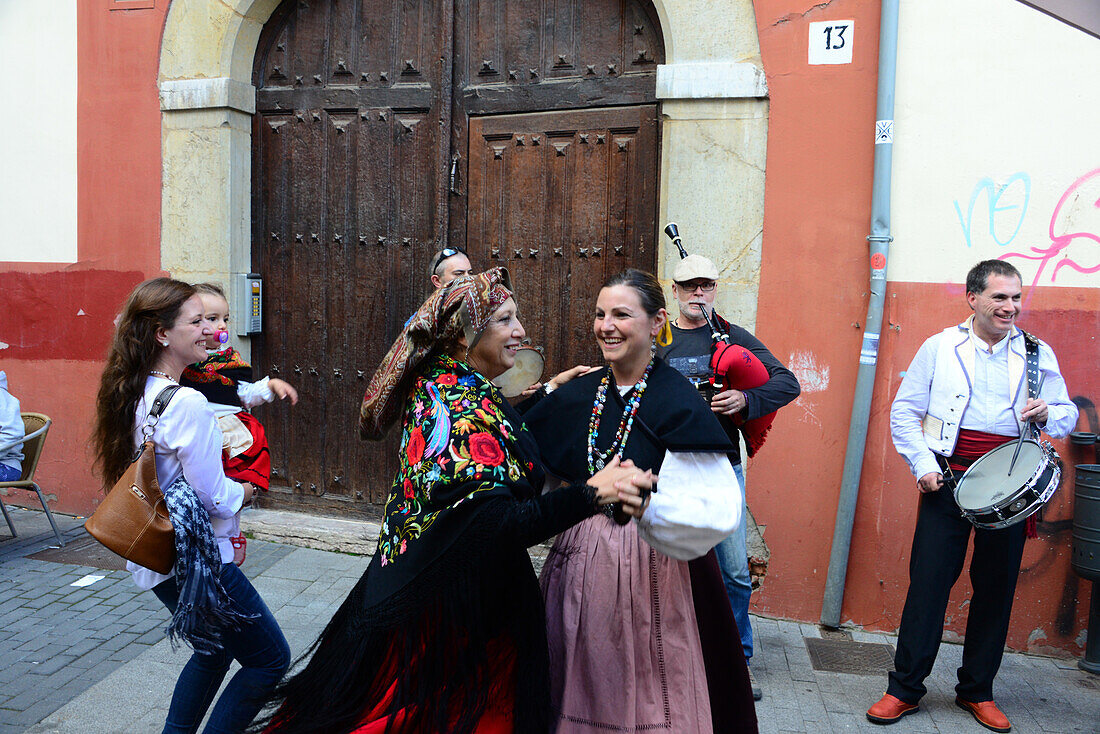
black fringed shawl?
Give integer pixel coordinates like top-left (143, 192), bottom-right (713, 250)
top-left (255, 355), bottom-right (599, 734)
top-left (523, 358), bottom-right (734, 480)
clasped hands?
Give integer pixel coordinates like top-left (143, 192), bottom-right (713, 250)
top-left (588, 455), bottom-right (656, 519)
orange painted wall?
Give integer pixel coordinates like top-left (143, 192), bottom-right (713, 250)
top-left (748, 1), bottom-right (1092, 655)
top-left (0, 2), bottom-right (167, 515)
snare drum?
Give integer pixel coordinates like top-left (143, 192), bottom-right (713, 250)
top-left (953, 439), bottom-right (1062, 529)
top-left (491, 344), bottom-right (545, 398)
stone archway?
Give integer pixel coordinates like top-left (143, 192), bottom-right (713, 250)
top-left (158, 0), bottom-right (769, 357)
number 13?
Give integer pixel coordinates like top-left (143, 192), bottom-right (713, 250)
top-left (824, 24), bottom-right (849, 50)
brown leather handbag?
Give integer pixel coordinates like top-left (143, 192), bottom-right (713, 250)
top-left (85, 385), bottom-right (180, 574)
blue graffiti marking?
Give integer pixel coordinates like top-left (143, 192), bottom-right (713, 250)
top-left (953, 172), bottom-right (1031, 248)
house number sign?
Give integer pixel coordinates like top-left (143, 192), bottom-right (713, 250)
top-left (808, 20), bottom-right (853, 65)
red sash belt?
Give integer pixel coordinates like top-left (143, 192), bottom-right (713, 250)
top-left (945, 428), bottom-right (1016, 473)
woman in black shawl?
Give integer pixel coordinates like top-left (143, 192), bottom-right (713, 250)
top-left (522, 269), bottom-right (759, 733)
top-left (257, 268), bottom-right (651, 734)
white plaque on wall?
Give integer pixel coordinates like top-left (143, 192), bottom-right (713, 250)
top-left (809, 20), bottom-right (854, 65)
top-left (0, 0), bottom-right (78, 263)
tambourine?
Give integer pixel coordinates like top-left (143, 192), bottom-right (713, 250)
top-left (492, 344), bottom-right (545, 398)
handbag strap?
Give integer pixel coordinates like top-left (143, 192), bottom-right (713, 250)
top-left (140, 384), bottom-right (182, 442)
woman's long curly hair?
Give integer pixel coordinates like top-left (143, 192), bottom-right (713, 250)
top-left (92, 278), bottom-right (196, 488)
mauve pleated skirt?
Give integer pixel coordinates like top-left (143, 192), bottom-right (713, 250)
top-left (540, 515), bottom-right (713, 733)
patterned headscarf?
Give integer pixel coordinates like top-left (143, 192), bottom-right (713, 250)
top-left (360, 268), bottom-right (513, 439)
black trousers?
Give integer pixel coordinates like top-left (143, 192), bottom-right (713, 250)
top-left (886, 485), bottom-right (1026, 704)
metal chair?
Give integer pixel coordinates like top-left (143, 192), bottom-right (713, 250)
top-left (0, 413), bottom-right (64, 546)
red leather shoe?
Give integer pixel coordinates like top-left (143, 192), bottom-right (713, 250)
top-left (955, 697), bottom-right (1011, 732)
top-left (866, 693), bottom-right (919, 724)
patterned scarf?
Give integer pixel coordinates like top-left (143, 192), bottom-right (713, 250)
top-left (376, 354), bottom-right (538, 568)
top-left (162, 476), bottom-right (256, 653)
top-left (360, 268), bottom-right (513, 439)
top-left (180, 348), bottom-right (254, 408)
top-left (181, 347), bottom-right (252, 387)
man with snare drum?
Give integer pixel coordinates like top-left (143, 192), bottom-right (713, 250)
top-left (867, 260), bottom-right (1077, 732)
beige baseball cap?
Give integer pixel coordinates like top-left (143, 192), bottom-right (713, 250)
top-left (673, 254), bottom-right (719, 282)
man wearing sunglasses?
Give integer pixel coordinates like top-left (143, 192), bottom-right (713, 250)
top-left (657, 253), bottom-right (800, 701)
top-left (428, 247), bottom-right (473, 289)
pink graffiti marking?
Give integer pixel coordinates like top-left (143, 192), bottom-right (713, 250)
top-left (1001, 168), bottom-right (1100, 298)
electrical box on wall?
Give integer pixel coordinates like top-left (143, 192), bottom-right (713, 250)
top-left (234, 273), bottom-right (263, 336)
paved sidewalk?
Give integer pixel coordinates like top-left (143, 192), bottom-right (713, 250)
top-left (2, 506), bottom-right (1097, 732)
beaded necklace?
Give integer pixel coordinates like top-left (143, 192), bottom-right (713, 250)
top-left (586, 359), bottom-right (654, 473)
top-left (149, 370), bottom-right (177, 383)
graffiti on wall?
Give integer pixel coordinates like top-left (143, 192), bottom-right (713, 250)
top-left (953, 172), bottom-right (1031, 250)
top-left (954, 168), bottom-right (1100, 292)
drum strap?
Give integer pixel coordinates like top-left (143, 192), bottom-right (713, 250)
top-left (1021, 329), bottom-right (1041, 440)
top-left (1021, 329), bottom-right (1045, 537)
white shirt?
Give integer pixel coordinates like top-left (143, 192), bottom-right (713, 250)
top-left (961, 330), bottom-right (1017, 435)
top-left (127, 376), bottom-right (246, 589)
top-left (891, 318), bottom-right (1077, 480)
top-left (0, 371), bottom-right (24, 471)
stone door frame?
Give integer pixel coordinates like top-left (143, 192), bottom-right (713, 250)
top-left (158, 0), bottom-right (769, 360)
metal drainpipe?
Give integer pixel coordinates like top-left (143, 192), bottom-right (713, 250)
top-left (821, 0), bottom-right (900, 628)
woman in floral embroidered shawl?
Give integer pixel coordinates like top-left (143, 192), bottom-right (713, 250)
top-left (257, 268), bottom-right (651, 734)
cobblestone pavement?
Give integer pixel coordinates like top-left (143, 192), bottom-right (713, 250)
top-left (752, 619), bottom-right (1099, 733)
top-left (0, 508), bottom-right (298, 733)
top-left (2, 506), bottom-right (1098, 733)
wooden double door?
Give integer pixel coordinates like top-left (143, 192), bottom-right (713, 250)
top-left (251, 0), bottom-right (663, 514)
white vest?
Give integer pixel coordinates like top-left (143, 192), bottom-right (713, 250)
top-left (920, 318), bottom-right (1028, 458)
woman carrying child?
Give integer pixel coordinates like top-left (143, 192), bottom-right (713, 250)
top-left (93, 278), bottom-right (290, 733)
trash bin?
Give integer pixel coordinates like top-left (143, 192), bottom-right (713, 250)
top-left (1072, 464), bottom-right (1100, 674)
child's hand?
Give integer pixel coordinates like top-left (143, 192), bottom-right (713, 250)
top-left (269, 378), bottom-right (299, 405)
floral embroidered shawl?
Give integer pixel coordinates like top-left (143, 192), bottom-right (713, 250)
top-left (371, 353), bottom-right (542, 596)
top-left (259, 351), bottom-right (555, 733)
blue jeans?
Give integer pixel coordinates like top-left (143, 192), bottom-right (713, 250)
top-left (0, 464), bottom-right (20, 482)
top-left (152, 562), bottom-right (290, 733)
top-left (713, 463), bottom-right (753, 660)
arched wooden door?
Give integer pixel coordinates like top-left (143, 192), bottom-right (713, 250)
top-left (251, 0), bottom-right (664, 516)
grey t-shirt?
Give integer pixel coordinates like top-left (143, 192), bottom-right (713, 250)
top-left (658, 323), bottom-right (714, 387)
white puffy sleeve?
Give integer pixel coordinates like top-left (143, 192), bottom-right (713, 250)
top-left (890, 337), bottom-right (941, 480)
top-left (635, 450), bottom-right (742, 561)
top-left (236, 376), bottom-right (274, 409)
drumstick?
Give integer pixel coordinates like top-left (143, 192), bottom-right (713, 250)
top-left (1008, 371), bottom-right (1046, 475)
